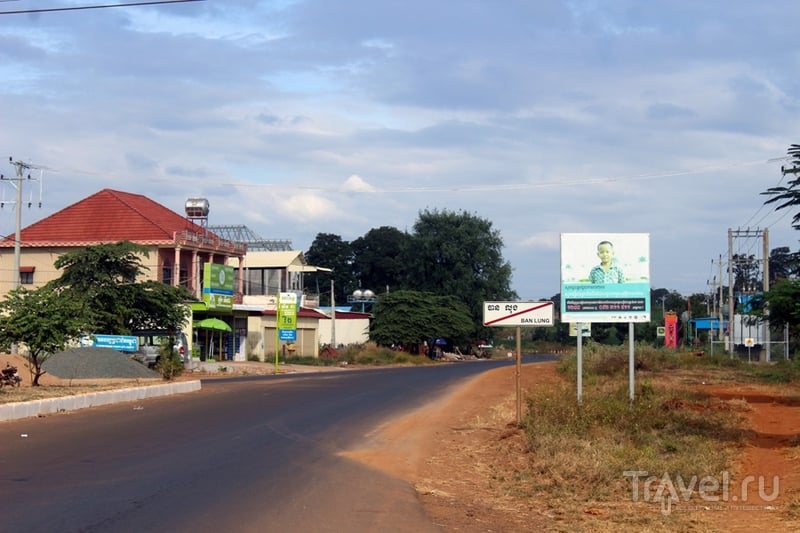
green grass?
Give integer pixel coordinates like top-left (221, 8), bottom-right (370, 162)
top-left (284, 343), bottom-right (435, 367)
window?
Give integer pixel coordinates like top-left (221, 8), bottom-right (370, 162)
top-left (162, 259), bottom-right (173, 285)
top-left (19, 266), bottom-right (35, 285)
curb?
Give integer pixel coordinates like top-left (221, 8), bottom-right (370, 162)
top-left (0, 380), bottom-right (202, 422)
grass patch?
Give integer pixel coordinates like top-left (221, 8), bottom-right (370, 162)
top-left (558, 342), bottom-right (800, 384)
top-left (515, 347), bottom-right (759, 529)
top-left (285, 342), bottom-right (435, 367)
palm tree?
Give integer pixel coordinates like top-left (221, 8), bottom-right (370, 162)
top-left (763, 144), bottom-right (800, 229)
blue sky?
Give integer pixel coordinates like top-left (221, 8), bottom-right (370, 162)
top-left (1, 0), bottom-right (798, 301)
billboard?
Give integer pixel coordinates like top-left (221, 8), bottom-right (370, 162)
top-left (560, 233), bottom-right (651, 323)
top-left (202, 263), bottom-right (235, 310)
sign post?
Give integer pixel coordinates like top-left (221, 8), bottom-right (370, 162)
top-left (276, 292), bottom-right (298, 372)
top-left (483, 301), bottom-right (554, 426)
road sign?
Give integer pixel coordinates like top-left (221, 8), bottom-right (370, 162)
top-left (569, 322), bottom-right (591, 337)
top-left (279, 329), bottom-right (297, 342)
top-left (483, 301), bottom-right (554, 327)
top-left (80, 334), bottom-right (138, 352)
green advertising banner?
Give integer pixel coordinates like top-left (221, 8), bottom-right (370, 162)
top-left (277, 292), bottom-right (298, 341)
top-left (202, 263), bottom-right (235, 310)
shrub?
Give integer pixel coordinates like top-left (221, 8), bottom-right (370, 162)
top-left (154, 344), bottom-right (183, 381)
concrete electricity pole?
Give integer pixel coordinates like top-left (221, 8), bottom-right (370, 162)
top-left (3, 157), bottom-right (44, 290)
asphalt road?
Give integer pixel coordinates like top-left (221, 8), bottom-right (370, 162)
top-left (0, 356), bottom-right (554, 533)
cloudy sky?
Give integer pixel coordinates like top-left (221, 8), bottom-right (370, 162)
top-left (1, 0), bottom-right (798, 301)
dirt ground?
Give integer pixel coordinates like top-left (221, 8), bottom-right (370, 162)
top-left (346, 361), bottom-right (800, 532)
top-left (3, 354), bottom-right (800, 531)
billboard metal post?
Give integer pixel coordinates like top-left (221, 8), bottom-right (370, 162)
top-left (629, 322), bottom-right (635, 403)
top-left (576, 322), bottom-right (583, 406)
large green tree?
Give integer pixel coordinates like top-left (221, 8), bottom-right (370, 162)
top-left (50, 241), bottom-right (192, 335)
top-left (304, 233), bottom-right (354, 306)
top-left (406, 209), bottom-right (516, 332)
top-left (369, 290), bottom-right (474, 351)
top-left (351, 226), bottom-right (411, 293)
top-left (0, 286), bottom-right (85, 385)
top-left (754, 279), bottom-right (800, 327)
top-left (769, 246), bottom-right (800, 283)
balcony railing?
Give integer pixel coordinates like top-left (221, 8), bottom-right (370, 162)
top-left (174, 230), bottom-right (247, 255)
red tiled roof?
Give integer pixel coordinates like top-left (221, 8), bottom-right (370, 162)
top-left (0, 189), bottom-right (209, 247)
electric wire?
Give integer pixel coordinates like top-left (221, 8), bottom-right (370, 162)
top-left (0, 0), bottom-right (204, 16)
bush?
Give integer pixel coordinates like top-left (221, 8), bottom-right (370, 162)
top-left (154, 344), bottom-right (183, 381)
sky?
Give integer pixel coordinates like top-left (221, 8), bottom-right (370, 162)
top-left (1, 0), bottom-right (799, 302)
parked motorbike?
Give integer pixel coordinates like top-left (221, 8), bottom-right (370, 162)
top-left (1, 363), bottom-right (22, 388)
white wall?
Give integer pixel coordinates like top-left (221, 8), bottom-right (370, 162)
top-left (318, 317), bottom-right (370, 347)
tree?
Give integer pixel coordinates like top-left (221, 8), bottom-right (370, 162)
top-left (369, 290), bottom-right (474, 351)
top-left (406, 209), bottom-right (516, 334)
top-left (732, 253), bottom-right (761, 294)
top-left (769, 246), bottom-right (800, 283)
top-left (50, 241), bottom-right (193, 335)
top-left (0, 286), bottom-right (85, 385)
top-left (756, 279), bottom-right (800, 325)
top-left (351, 226), bottom-right (412, 293)
top-left (763, 144), bottom-right (800, 229)
top-left (304, 233), bottom-right (354, 306)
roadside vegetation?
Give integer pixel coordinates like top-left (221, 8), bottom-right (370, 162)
top-left (284, 342), bottom-right (436, 367)
top-left (505, 344), bottom-right (800, 528)
top-left (0, 242), bottom-right (192, 384)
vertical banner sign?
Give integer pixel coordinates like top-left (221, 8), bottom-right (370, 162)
top-left (275, 292), bottom-right (298, 372)
top-left (665, 312), bottom-right (678, 348)
top-left (277, 292), bottom-right (298, 342)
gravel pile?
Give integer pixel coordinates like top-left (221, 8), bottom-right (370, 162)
top-left (42, 347), bottom-right (160, 379)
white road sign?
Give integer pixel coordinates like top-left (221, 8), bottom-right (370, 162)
top-left (483, 301), bottom-right (554, 327)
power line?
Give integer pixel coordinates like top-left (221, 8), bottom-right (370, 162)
top-left (33, 155), bottom-right (787, 195)
top-left (0, 0), bottom-right (205, 16)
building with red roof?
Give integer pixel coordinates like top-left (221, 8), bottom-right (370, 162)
top-left (0, 188), bottom-right (333, 360)
top-left (0, 188), bottom-right (246, 298)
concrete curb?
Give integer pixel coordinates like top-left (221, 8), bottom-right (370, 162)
top-left (0, 380), bottom-right (202, 422)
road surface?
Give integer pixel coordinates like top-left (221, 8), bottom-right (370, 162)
top-left (0, 356), bottom-right (553, 532)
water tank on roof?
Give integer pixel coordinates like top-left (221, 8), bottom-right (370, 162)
top-left (352, 289), bottom-right (363, 299)
top-left (363, 289), bottom-right (375, 299)
top-left (185, 198), bottom-right (210, 218)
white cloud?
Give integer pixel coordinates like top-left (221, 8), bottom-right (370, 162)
top-left (1, 0), bottom-right (798, 299)
top-left (342, 174), bottom-right (376, 192)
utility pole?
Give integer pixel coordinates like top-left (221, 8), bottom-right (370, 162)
top-left (718, 255), bottom-right (724, 350)
top-left (2, 158), bottom-right (44, 290)
top-left (728, 230), bottom-right (733, 355)
top-left (764, 228), bottom-right (770, 362)
top-left (6, 159), bottom-right (27, 290)
top-left (330, 278), bottom-right (336, 349)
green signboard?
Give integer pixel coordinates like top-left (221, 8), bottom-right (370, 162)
top-left (277, 292), bottom-right (297, 341)
top-left (202, 263), bottom-right (234, 310)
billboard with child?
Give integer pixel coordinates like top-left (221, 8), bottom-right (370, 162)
top-left (560, 233), bottom-right (651, 323)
